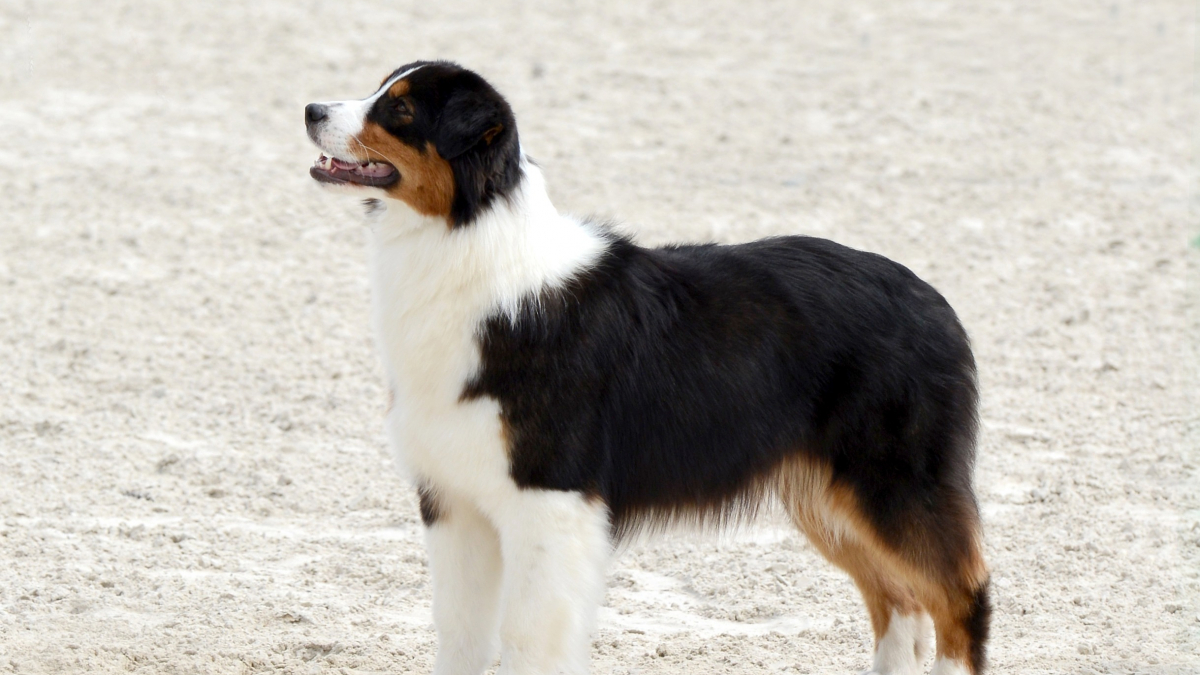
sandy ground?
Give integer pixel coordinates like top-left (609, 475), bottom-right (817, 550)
top-left (1, 1), bottom-right (1198, 673)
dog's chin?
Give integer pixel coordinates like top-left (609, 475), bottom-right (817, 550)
top-left (311, 177), bottom-right (382, 197)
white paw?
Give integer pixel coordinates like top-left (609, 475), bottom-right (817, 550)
top-left (869, 611), bottom-right (932, 675)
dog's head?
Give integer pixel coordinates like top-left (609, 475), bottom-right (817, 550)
top-left (305, 61), bottom-right (521, 227)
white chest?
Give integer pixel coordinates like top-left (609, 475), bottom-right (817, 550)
top-left (362, 170), bottom-right (607, 501)
top-left (370, 229), bottom-right (507, 494)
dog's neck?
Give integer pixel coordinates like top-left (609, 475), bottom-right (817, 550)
top-left (366, 158), bottom-right (607, 321)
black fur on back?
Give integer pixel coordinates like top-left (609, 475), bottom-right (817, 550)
top-left (462, 228), bottom-right (979, 544)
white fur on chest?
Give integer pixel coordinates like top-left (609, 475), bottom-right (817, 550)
top-left (367, 165), bottom-right (605, 506)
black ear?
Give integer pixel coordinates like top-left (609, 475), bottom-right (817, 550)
top-left (434, 77), bottom-right (522, 227)
top-left (436, 89), bottom-right (505, 160)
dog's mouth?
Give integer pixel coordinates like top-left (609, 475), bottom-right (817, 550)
top-left (310, 155), bottom-right (399, 188)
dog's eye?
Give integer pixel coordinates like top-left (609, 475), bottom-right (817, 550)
top-left (394, 99), bottom-right (411, 115)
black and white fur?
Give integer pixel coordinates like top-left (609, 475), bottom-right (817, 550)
top-left (305, 61), bottom-right (991, 675)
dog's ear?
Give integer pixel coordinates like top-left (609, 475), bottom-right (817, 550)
top-left (434, 79), bottom-right (521, 227)
top-left (435, 89), bottom-right (506, 161)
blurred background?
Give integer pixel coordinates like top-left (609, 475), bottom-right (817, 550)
top-left (0, 1), bottom-right (1196, 673)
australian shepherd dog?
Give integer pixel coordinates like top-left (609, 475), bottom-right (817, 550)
top-left (304, 61), bottom-right (990, 675)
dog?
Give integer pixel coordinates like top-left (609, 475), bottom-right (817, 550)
top-left (305, 61), bottom-right (990, 675)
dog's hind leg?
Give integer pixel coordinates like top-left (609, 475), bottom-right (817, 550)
top-left (775, 457), bottom-right (990, 675)
top-left (809, 537), bottom-right (933, 675)
top-left (892, 488), bottom-right (991, 675)
top-left (777, 458), bottom-right (931, 674)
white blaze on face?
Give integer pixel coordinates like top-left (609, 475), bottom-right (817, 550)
top-left (309, 65), bottom-right (426, 161)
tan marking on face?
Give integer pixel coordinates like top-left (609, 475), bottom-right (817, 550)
top-left (387, 79), bottom-right (411, 97)
top-left (356, 121), bottom-right (455, 222)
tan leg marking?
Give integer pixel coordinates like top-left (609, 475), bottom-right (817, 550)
top-left (773, 456), bottom-right (988, 673)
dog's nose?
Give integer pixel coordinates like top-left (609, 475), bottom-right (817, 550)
top-left (305, 103), bottom-right (328, 126)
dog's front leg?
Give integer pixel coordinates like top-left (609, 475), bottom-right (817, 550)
top-left (425, 492), bottom-right (504, 675)
top-left (490, 490), bottom-right (610, 675)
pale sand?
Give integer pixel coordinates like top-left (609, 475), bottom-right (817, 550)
top-left (1, 1), bottom-right (1197, 673)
